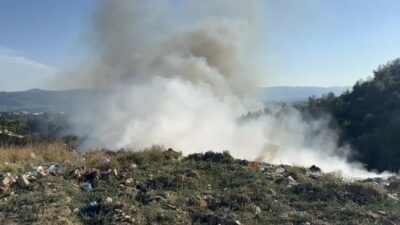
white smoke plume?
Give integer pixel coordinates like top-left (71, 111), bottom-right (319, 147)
top-left (61, 0), bottom-right (390, 178)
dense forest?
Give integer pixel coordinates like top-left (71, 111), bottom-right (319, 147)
top-left (303, 59), bottom-right (400, 172)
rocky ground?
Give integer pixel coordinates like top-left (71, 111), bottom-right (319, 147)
top-left (0, 144), bottom-right (399, 225)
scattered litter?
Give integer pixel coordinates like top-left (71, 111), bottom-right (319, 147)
top-left (309, 165), bottom-right (321, 173)
top-left (48, 164), bottom-right (64, 176)
top-left (80, 182), bottom-right (93, 191)
top-left (16, 175), bottom-right (30, 189)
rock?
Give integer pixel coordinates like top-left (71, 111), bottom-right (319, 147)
top-left (388, 193), bottom-right (398, 201)
top-left (165, 203), bottom-right (177, 210)
top-left (66, 196), bottom-right (72, 203)
top-left (124, 178), bottom-right (134, 185)
top-left (255, 206), bottom-right (262, 215)
top-left (35, 166), bottom-right (44, 173)
top-left (0, 176), bottom-right (10, 188)
top-left (377, 210), bottom-right (387, 215)
top-left (267, 188), bottom-right (277, 196)
top-left (104, 197), bottom-right (113, 205)
top-left (16, 175), bottom-right (30, 189)
top-left (287, 176), bottom-right (297, 185)
top-left (259, 163), bottom-right (271, 172)
top-left (130, 163), bottom-right (138, 169)
top-left (48, 164), bottom-right (64, 176)
top-left (80, 182), bottom-right (93, 191)
top-left (275, 167), bottom-right (285, 174)
top-left (114, 201), bottom-right (125, 209)
top-left (30, 152), bottom-right (37, 160)
top-left (366, 211), bottom-right (380, 219)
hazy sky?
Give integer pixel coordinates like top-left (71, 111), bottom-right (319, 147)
top-left (0, 0), bottom-right (399, 91)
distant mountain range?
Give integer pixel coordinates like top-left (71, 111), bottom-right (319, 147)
top-left (0, 86), bottom-right (350, 112)
top-left (258, 86), bottom-right (350, 102)
top-left (0, 89), bottom-right (99, 112)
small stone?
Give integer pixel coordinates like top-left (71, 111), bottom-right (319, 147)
top-left (234, 220), bottom-right (241, 225)
top-left (124, 178), bottom-right (134, 185)
top-left (255, 206), bottom-right (262, 215)
top-left (73, 208), bottom-right (79, 213)
top-left (275, 167), bottom-right (285, 174)
top-left (388, 193), bottom-right (398, 201)
top-left (105, 197), bottom-right (113, 205)
top-left (0, 176), bottom-right (10, 187)
top-left (366, 211), bottom-right (380, 219)
top-left (287, 176), bottom-right (298, 185)
top-left (30, 152), bottom-right (37, 160)
top-left (165, 203), bottom-right (177, 210)
top-left (130, 163), bottom-right (138, 169)
top-left (378, 210), bottom-right (387, 215)
top-left (16, 175), bottom-right (30, 189)
top-left (267, 188), bottom-right (277, 196)
top-left (114, 201), bottom-right (124, 209)
top-left (35, 166), bottom-right (44, 173)
top-left (123, 215), bottom-right (132, 220)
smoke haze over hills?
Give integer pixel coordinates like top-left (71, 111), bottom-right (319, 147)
top-left (51, 0), bottom-right (392, 178)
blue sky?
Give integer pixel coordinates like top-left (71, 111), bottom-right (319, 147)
top-left (0, 0), bottom-right (399, 91)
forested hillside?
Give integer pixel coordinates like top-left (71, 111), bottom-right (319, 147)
top-left (305, 59), bottom-right (400, 172)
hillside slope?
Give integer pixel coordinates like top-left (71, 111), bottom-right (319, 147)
top-left (305, 59), bottom-right (400, 172)
top-left (0, 145), bottom-right (399, 225)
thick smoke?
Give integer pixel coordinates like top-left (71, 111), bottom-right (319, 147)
top-left (62, 0), bottom-right (390, 178)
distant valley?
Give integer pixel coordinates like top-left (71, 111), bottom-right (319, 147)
top-left (0, 86), bottom-right (350, 112)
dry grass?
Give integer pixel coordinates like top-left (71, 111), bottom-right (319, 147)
top-left (0, 144), bottom-right (176, 175)
top-left (0, 143), bottom-right (83, 174)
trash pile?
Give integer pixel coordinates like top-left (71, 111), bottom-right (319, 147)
top-left (0, 149), bottom-right (399, 225)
